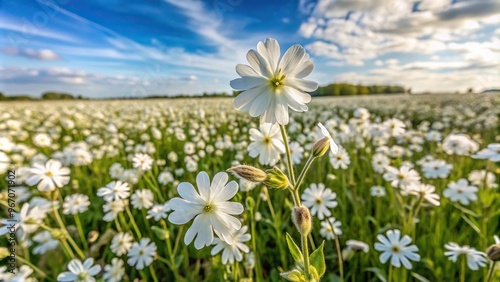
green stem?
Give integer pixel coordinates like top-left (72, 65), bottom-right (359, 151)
top-left (74, 214), bottom-right (88, 251)
top-left (333, 231), bottom-right (344, 281)
top-left (388, 264), bottom-right (393, 282)
top-left (487, 261), bottom-right (497, 282)
top-left (125, 205), bottom-right (142, 238)
top-left (302, 232), bottom-right (311, 281)
top-left (149, 264), bottom-right (159, 282)
top-left (280, 124), bottom-right (296, 185)
top-left (460, 256), bottom-right (466, 282)
top-left (295, 155), bottom-right (316, 192)
top-left (53, 207), bottom-right (85, 259)
top-left (250, 209), bottom-right (263, 282)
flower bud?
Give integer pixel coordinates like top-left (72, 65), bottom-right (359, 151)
top-left (263, 167), bottom-right (289, 189)
top-left (312, 137), bottom-right (330, 157)
top-left (486, 244), bottom-right (500, 261)
top-left (292, 205), bottom-right (312, 236)
top-left (152, 226), bottom-right (170, 241)
top-left (227, 165), bottom-right (267, 183)
top-left (88, 231), bottom-right (99, 243)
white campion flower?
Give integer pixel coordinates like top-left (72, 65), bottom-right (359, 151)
top-left (444, 242), bottom-right (488, 270)
top-left (301, 183), bottom-right (338, 220)
top-left (127, 238), bottom-right (157, 270)
top-left (211, 226), bottom-right (252, 265)
top-left (63, 194), bottom-right (91, 215)
top-left (443, 179), bottom-right (478, 205)
top-left (111, 232), bottom-right (134, 256)
top-left (97, 181), bottom-right (130, 202)
top-left (317, 123), bottom-right (339, 155)
top-left (168, 171), bottom-right (244, 249)
top-left (26, 159), bottom-right (70, 192)
top-left (230, 38), bottom-right (318, 125)
top-left (248, 123), bottom-right (285, 166)
top-left (374, 229), bottom-right (420, 269)
top-left (57, 258), bottom-right (101, 282)
top-left (103, 258), bottom-right (125, 282)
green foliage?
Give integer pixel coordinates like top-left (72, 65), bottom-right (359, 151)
top-left (310, 241), bottom-right (326, 278)
top-left (286, 233), bottom-right (304, 263)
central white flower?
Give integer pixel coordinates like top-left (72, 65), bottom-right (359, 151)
top-left (230, 38), bottom-right (318, 125)
top-left (168, 171), bottom-right (244, 249)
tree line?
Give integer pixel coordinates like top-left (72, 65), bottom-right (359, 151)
top-left (312, 83), bottom-right (407, 96)
top-left (0, 84), bottom-right (408, 101)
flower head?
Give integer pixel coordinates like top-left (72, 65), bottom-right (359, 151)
top-left (57, 258), bottom-right (101, 282)
top-left (444, 242), bottom-right (487, 270)
top-left (168, 171), bottom-right (244, 249)
top-left (26, 159), bottom-right (70, 192)
top-left (374, 229), bottom-right (420, 269)
top-left (231, 38), bottom-right (318, 125)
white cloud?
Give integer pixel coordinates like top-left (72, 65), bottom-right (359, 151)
top-left (299, 0), bottom-right (500, 67)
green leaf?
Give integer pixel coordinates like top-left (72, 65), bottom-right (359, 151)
top-left (309, 241), bottom-right (326, 277)
top-left (286, 233), bottom-right (303, 263)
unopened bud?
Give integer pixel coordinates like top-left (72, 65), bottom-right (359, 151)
top-left (227, 165), bottom-right (267, 183)
top-left (88, 231), bottom-right (99, 243)
top-left (152, 226), bottom-right (170, 241)
top-left (263, 167), bottom-right (289, 189)
top-left (312, 137), bottom-right (330, 157)
top-left (486, 244), bottom-right (500, 261)
top-left (292, 205), bottom-right (312, 236)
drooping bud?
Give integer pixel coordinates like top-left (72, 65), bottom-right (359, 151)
top-left (292, 205), bottom-right (312, 236)
top-left (263, 167), bottom-right (289, 189)
top-left (312, 136), bottom-right (330, 158)
top-left (486, 244), bottom-right (500, 261)
top-left (227, 165), bottom-right (267, 183)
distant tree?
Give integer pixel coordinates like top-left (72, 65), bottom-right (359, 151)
top-left (357, 85), bottom-right (370, 95)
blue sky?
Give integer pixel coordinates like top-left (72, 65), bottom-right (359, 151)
top-left (0, 0), bottom-right (499, 98)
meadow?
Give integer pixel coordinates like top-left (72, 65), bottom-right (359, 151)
top-left (0, 93), bottom-right (499, 282)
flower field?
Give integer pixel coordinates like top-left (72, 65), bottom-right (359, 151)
top-left (0, 92), bottom-right (499, 281)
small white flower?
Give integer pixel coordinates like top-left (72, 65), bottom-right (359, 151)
top-left (132, 153), bottom-right (154, 171)
top-left (383, 165), bottom-right (420, 189)
top-left (57, 258), bottom-right (101, 282)
top-left (443, 179), bottom-right (478, 205)
top-left (168, 171), bottom-right (244, 249)
top-left (127, 238), bottom-right (157, 270)
top-left (370, 186), bottom-right (386, 197)
top-left (319, 217), bottom-right (342, 240)
top-left (131, 189), bottom-right (154, 210)
top-left (248, 123), bottom-right (285, 166)
top-left (211, 226), bottom-right (251, 264)
top-left (146, 202), bottom-right (171, 221)
top-left (63, 194), bottom-right (90, 215)
top-left (444, 242), bottom-right (487, 270)
top-left (26, 159), bottom-right (70, 192)
top-left (97, 181), bottom-right (130, 202)
top-left (111, 232), bottom-right (134, 256)
top-left (103, 258), bottom-right (125, 282)
top-left (374, 229), bottom-right (420, 269)
top-left (301, 183), bottom-right (338, 220)
top-left (103, 200), bottom-right (127, 222)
